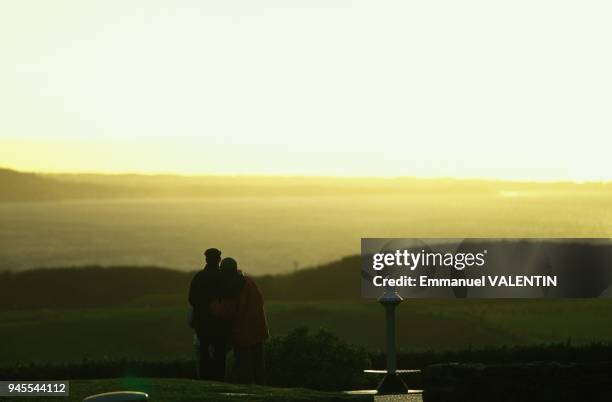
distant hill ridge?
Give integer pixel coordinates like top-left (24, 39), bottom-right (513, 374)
top-left (0, 168), bottom-right (123, 201)
top-left (2, 167), bottom-right (610, 202)
top-left (0, 256), bottom-right (360, 310)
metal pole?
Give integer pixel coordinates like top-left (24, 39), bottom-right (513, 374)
top-left (385, 303), bottom-right (397, 374)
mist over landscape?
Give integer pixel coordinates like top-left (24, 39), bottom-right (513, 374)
top-left (1, 168), bottom-right (611, 274)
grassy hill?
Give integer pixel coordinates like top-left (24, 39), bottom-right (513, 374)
top-left (1, 300), bottom-right (612, 367)
top-left (0, 256), bottom-right (360, 310)
top-left (2, 263), bottom-right (612, 392)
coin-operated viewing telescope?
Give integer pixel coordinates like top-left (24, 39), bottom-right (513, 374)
top-left (375, 290), bottom-right (409, 395)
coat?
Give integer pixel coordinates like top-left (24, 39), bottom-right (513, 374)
top-left (231, 275), bottom-right (269, 347)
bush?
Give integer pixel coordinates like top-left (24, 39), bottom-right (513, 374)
top-left (265, 327), bottom-right (372, 391)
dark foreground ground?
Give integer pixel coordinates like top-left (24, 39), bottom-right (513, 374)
top-left (7, 378), bottom-right (368, 402)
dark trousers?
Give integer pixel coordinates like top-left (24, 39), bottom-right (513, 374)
top-left (233, 342), bottom-right (265, 385)
top-left (197, 335), bottom-right (228, 381)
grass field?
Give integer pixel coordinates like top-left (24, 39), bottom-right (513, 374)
top-left (8, 378), bottom-right (366, 402)
top-left (2, 299), bottom-right (612, 367)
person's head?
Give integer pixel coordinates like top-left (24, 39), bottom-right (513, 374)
top-left (204, 248), bottom-right (222, 267)
top-left (220, 257), bottom-right (246, 295)
top-left (220, 257), bottom-right (238, 275)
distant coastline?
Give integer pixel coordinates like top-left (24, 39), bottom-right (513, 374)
top-left (2, 167), bottom-right (611, 202)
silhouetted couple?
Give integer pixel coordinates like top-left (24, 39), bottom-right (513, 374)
top-left (188, 248), bottom-right (269, 384)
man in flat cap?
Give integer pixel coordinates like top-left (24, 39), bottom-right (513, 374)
top-left (188, 248), bottom-right (230, 380)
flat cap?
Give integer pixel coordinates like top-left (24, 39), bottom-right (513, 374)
top-left (204, 248), bottom-right (221, 259)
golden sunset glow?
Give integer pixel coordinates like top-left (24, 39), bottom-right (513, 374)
top-left (1, 1), bottom-right (611, 180)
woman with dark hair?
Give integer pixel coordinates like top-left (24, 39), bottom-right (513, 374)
top-left (214, 257), bottom-right (269, 384)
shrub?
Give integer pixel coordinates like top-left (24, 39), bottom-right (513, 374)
top-left (265, 327), bottom-right (372, 391)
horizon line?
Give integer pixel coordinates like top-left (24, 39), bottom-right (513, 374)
top-left (2, 166), bottom-right (611, 185)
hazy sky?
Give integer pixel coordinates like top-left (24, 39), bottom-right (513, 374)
top-left (1, 0), bottom-right (611, 180)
